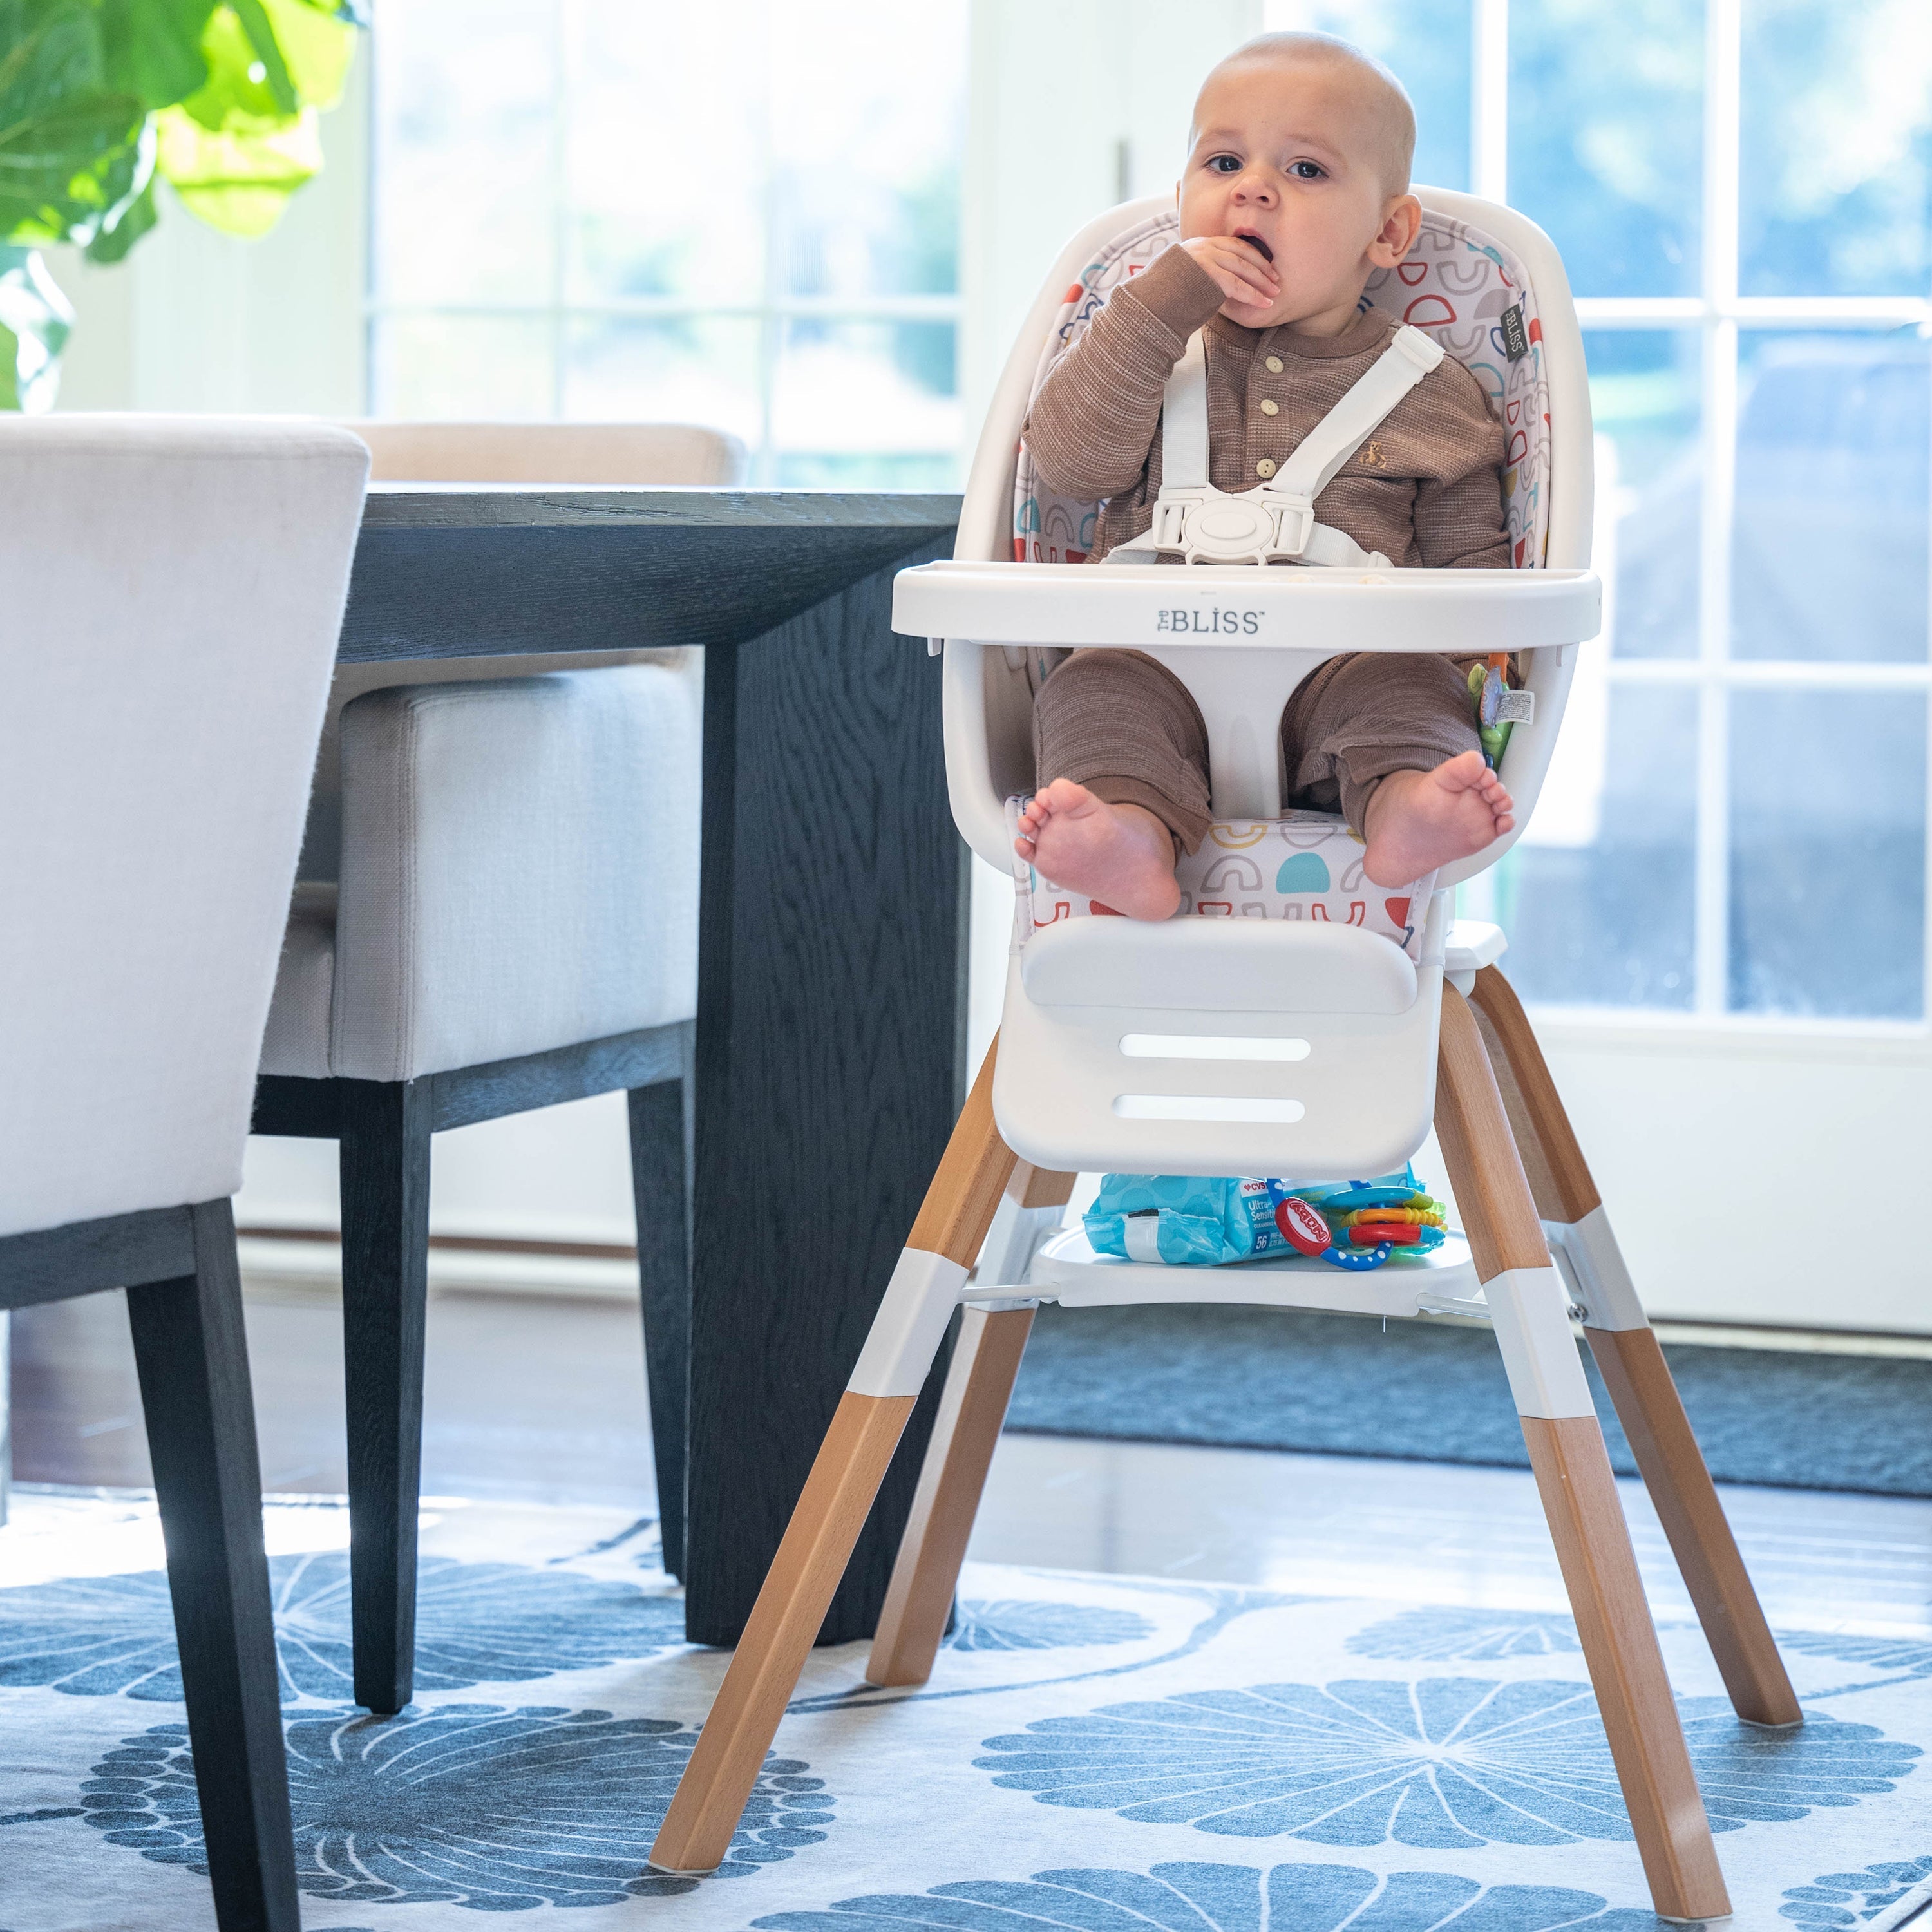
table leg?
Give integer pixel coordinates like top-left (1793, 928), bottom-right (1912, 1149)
top-left (683, 544), bottom-right (965, 1647)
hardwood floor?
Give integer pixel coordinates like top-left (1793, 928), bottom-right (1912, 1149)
top-left (12, 1274), bottom-right (1928, 1638)
top-left (9, 1276), bottom-right (656, 1508)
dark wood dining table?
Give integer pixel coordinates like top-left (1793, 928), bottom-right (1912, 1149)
top-left (339, 486), bottom-right (965, 1645)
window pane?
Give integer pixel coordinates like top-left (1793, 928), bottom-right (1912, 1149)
top-left (566, 7), bottom-right (765, 306)
top-left (373, 0), bottom-right (556, 307)
top-left (563, 317), bottom-right (762, 445)
top-left (372, 316), bottom-right (555, 420)
top-left (1589, 329), bottom-right (1702, 660)
top-left (768, 1), bottom-right (965, 302)
top-left (1263, 0), bottom-right (1473, 191)
top-left (770, 318), bottom-right (959, 484)
top-left (1739, 0), bottom-right (1932, 298)
top-left (1508, 0), bottom-right (1703, 296)
top-left (1731, 331), bottom-right (1929, 665)
top-left (1729, 690), bottom-right (1926, 1018)
top-left (1494, 685), bottom-right (1700, 1008)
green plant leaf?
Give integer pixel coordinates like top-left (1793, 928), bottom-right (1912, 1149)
top-left (256, 0), bottom-right (354, 109)
top-left (225, 0), bottom-right (294, 112)
top-left (0, 243), bottom-right (74, 409)
top-left (154, 96), bottom-right (319, 236)
top-left (0, 3), bottom-right (149, 247)
top-left (98, 0), bottom-right (218, 110)
top-left (82, 164), bottom-right (155, 259)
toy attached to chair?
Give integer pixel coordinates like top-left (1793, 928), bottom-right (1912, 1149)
top-left (648, 187), bottom-right (1799, 1927)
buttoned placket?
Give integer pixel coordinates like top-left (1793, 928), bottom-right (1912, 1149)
top-left (1251, 330), bottom-right (1288, 482)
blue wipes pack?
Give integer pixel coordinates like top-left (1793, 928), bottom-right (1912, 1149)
top-left (1083, 1175), bottom-right (1293, 1267)
top-left (1084, 1168), bottom-right (1448, 1271)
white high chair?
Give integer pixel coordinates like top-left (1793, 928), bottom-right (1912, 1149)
top-left (649, 191), bottom-right (1795, 1923)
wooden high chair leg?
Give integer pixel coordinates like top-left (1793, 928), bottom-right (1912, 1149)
top-left (1468, 965), bottom-right (1801, 1732)
top-left (1436, 988), bottom-right (1730, 1924)
top-left (866, 1162), bottom-right (1077, 1688)
top-left (648, 1039), bottom-right (1019, 1877)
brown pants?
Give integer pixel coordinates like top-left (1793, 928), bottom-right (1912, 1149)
top-left (1032, 649), bottom-right (1482, 855)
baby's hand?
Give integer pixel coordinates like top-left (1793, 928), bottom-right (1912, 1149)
top-left (1180, 234), bottom-right (1281, 319)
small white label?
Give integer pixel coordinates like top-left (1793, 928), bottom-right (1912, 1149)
top-left (1496, 690), bottom-right (1535, 724)
top-left (1123, 1215), bottom-right (1163, 1262)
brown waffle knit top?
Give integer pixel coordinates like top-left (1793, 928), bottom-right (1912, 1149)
top-left (1024, 244), bottom-right (1510, 569)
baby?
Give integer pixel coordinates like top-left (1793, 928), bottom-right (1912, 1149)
top-left (1014, 32), bottom-right (1515, 920)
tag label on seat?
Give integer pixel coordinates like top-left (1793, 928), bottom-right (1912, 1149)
top-left (1501, 303), bottom-right (1530, 362)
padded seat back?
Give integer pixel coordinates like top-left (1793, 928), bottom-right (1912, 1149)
top-left (0, 416), bottom-right (368, 1236)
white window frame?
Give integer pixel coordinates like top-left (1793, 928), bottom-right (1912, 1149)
top-left (1468, 0), bottom-right (1932, 1035)
top-left (361, 1), bottom-right (966, 484)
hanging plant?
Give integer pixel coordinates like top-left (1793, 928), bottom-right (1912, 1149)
top-left (0, 0), bottom-right (363, 408)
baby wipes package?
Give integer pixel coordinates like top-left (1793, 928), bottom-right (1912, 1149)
top-left (1085, 1168), bottom-right (1448, 1270)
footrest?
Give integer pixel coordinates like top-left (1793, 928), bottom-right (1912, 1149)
top-left (1024, 1224), bottom-right (1481, 1318)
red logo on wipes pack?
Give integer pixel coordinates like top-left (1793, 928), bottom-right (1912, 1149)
top-left (1276, 1197), bottom-right (1331, 1257)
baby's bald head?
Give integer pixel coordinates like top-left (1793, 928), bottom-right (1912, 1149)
top-left (1195, 32), bottom-right (1416, 196)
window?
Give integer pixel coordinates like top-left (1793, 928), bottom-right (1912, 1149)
top-left (368, 0), bottom-right (968, 486)
top-left (1270, 0), bottom-right (1932, 1022)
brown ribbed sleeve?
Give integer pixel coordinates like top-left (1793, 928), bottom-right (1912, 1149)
top-left (1023, 245), bottom-right (1226, 502)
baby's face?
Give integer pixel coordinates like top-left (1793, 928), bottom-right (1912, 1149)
top-left (1179, 57), bottom-right (1417, 333)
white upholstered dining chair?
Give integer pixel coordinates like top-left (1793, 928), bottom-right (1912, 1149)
top-left (251, 421), bottom-right (741, 1715)
top-left (1, 413), bottom-right (370, 1930)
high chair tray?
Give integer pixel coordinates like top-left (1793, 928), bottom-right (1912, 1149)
top-left (895, 560), bottom-right (1601, 655)
top-left (1027, 1224), bottom-right (1481, 1320)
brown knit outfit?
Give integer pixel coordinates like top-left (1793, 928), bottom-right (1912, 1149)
top-left (1025, 243), bottom-right (1509, 854)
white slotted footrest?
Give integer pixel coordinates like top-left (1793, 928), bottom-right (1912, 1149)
top-left (1025, 1224), bottom-right (1481, 1318)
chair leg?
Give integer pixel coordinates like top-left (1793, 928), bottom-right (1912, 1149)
top-left (1436, 989), bottom-right (1729, 1924)
top-left (866, 1305), bottom-right (1034, 1687)
top-left (629, 1021), bottom-right (694, 1580)
top-left (866, 1162), bottom-right (1075, 1689)
top-left (649, 1035), bottom-right (1018, 1876)
top-left (1469, 965), bottom-right (1800, 1730)
top-left (126, 1199), bottom-right (300, 1932)
top-left (338, 1077), bottom-right (433, 1715)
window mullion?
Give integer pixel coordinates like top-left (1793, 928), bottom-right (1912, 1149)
top-left (1694, 0), bottom-right (1743, 1018)
top-left (1471, 0), bottom-right (1508, 201)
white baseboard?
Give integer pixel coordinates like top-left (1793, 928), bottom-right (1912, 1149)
top-left (236, 1235), bottom-right (641, 1302)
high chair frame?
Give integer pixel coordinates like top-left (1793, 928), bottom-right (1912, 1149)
top-left (649, 191), bottom-right (1797, 1925)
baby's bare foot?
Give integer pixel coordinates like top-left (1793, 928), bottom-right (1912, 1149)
top-left (1014, 778), bottom-right (1180, 921)
top-left (1362, 750), bottom-right (1515, 888)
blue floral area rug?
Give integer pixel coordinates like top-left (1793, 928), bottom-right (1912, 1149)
top-left (1, 1488), bottom-right (1929, 1932)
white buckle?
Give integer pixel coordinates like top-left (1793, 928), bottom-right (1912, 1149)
top-left (1263, 492), bottom-right (1316, 561)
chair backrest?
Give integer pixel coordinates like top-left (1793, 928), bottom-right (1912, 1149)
top-left (0, 416), bottom-right (370, 1238)
top-left (302, 421), bottom-right (741, 880)
top-left (348, 421), bottom-right (746, 486)
top-left (942, 189), bottom-right (1593, 891)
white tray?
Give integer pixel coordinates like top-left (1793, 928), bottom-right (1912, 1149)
top-left (894, 558), bottom-right (1601, 657)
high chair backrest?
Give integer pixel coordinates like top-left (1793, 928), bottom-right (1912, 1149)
top-left (938, 189), bottom-right (1594, 893)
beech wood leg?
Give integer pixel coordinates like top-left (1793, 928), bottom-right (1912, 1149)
top-left (866, 1305), bottom-right (1035, 1687)
top-left (1470, 964), bottom-right (1799, 1730)
top-left (866, 1163), bottom-right (1074, 1689)
top-left (127, 1200), bottom-right (300, 1932)
top-left (338, 1077), bottom-right (434, 1715)
top-left (1436, 989), bottom-right (1729, 1924)
top-left (649, 1038), bottom-right (1018, 1875)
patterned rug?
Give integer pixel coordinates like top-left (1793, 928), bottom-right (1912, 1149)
top-left (1, 1487), bottom-right (1929, 1932)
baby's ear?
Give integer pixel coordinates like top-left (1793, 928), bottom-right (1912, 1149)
top-left (1371, 194), bottom-right (1423, 266)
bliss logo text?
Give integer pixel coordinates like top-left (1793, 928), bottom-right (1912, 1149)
top-left (1157, 607), bottom-right (1264, 635)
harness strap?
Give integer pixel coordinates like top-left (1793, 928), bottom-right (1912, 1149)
top-left (1110, 319), bottom-right (1446, 569)
top-left (1263, 323), bottom-right (1443, 500)
top-left (1160, 328), bottom-right (1211, 490)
